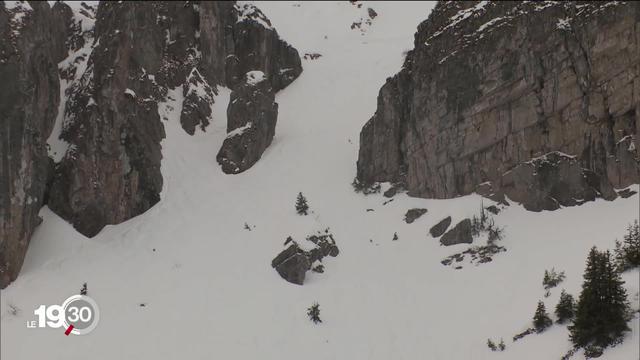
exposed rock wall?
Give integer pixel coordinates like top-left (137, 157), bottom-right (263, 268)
top-left (1, 1), bottom-right (302, 288)
top-left (217, 71), bottom-right (278, 174)
top-left (200, 2), bottom-right (302, 91)
top-left (0, 1), bottom-right (67, 288)
top-left (357, 1), bottom-right (639, 209)
top-left (47, 2), bottom-right (166, 238)
top-left (46, 1), bottom-right (302, 237)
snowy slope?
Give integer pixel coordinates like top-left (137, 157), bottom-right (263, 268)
top-left (1, 2), bottom-right (639, 360)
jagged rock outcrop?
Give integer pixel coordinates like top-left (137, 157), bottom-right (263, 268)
top-left (404, 208), bottom-right (427, 223)
top-left (0, 1), bottom-right (67, 288)
top-left (440, 219), bottom-right (473, 246)
top-left (181, 68), bottom-right (216, 135)
top-left (217, 71), bottom-right (278, 174)
top-left (272, 244), bottom-right (310, 285)
top-left (46, 1), bottom-right (301, 237)
top-left (272, 233), bottom-right (339, 285)
top-left (488, 151), bottom-right (617, 211)
top-left (47, 2), bottom-right (166, 238)
top-left (430, 216), bottom-right (452, 238)
top-left (200, 2), bottom-right (302, 91)
top-left (357, 1), bottom-right (639, 210)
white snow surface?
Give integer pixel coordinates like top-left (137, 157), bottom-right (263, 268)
top-left (2, 2), bottom-right (639, 360)
top-left (245, 70), bottom-right (266, 85)
top-left (227, 122), bottom-right (253, 138)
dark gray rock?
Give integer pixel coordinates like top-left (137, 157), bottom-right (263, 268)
top-left (180, 68), bottom-right (216, 135)
top-left (48, 2), bottom-right (166, 238)
top-left (0, 1), bottom-right (68, 288)
top-left (617, 188), bottom-right (637, 199)
top-left (199, 2), bottom-right (302, 91)
top-left (356, 1), bottom-right (639, 210)
top-left (217, 72), bottom-right (278, 174)
top-left (440, 219), bottom-right (473, 246)
top-left (272, 232), bottom-right (338, 285)
top-left (271, 244), bottom-right (311, 286)
top-left (404, 208), bottom-right (427, 224)
top-left (430, 216), bottom-right (452, 238)
top-left (495, 152), bottom-right (617, 211)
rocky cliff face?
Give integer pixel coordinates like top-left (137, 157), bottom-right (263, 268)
top-left (357, 1), bottom-right (639, 210)
top-left (0, 1), bottom-right (67, 288)
top-left (46, 1), bottom-right (301, 237)
top-left (0, 0), bottom-right (301, 288)
top-left (217, 71), bottom-right (278, 174)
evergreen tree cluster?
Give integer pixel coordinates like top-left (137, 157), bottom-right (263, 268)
top-left (569, 247), bottom-right (630, 349)
top-left (614, 220), bottom-right (639, 271)
top-left (295, 192), bottom-right (309, 215)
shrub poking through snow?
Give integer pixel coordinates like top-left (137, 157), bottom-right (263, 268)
top-left (533, 301), bottom-right (552, 332)
top-left (295, 192), bottom-right (309, 215)
top-left (570, 247), bottom-right (630, 349)
top-left (543, 268), bottom-right (565, 289)
top-left (307, 302), bottom-right (321, 324)
top-left (498, 338), bottom-right (506, 351)
top-left (80, 282), bottom-right (88, 295)
top-left (470, 204), bottom-right (504, 245)
top-left (487, 338), bottom-right (497, 351)
top-left (614, 220), bottom-right (639, 271)
top-left (351, 178), bottom-right (381, 195)
top-left (555, 290), bottom-right (576, 324)
top-left (392, 232), bottom-right (398, 241)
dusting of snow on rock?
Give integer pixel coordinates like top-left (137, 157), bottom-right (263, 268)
top-left (2, 3), bottom-right (639, 360)
top-left (556, 18), bottom-right (571, 30)
top-left (226, 122), bottom-right (253, 138)
top-left (235, 2), bottom-right (273, 29)
top-left (245, 70), bottom-right (266, 85)
top-left (124, 88), bottom-right (136, 97)
top-left (48, 1), bottom-right (98, 162)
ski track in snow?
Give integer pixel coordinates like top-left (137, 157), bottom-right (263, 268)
top-left (2, 2), bottom-right (639, 360)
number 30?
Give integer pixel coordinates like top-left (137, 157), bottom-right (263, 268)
top-left (68, 306), bottom-right (92, 322)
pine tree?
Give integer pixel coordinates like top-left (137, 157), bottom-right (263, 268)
top-left (555, 289), bottom-right (575, 324)
top-left (307, 302), bottom-right (321, 324)
top-left (533, 300), bottom-right (552, 332)
top-left (570, 247), bottom-right (630, 348)
top-left (295, 192), bottom-right (309, 215)
top-left (614, 220), bottom-right (640, 271)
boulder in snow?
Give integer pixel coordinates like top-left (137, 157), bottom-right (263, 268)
top-left (404, 208), bottom-right (427, 223)
top-left (440, 219), bottom-right (473, 246)
top-left (430, 216), bottom-right (452, 238)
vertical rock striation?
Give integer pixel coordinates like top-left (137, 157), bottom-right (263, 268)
top-left (0, 1), bottom-right (67, 288)
top-left (357, 1), bottom-right (639, 210)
